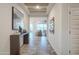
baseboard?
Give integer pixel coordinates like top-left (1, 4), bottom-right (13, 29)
top-left (47, 39), bottom-right (61, 55)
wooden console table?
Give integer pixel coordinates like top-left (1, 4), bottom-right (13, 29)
top-left (10, 33), bottom-right (29, 55)
top-left (10, 34), bottom-right (20, 55)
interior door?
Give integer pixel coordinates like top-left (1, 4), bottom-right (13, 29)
top-left (70, 8), bottom-right (79, 54)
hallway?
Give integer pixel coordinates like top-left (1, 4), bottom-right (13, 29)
top-left (1, 3), bottom-right (79, 55)
top-left (20, 32), bottom-right (56, 55)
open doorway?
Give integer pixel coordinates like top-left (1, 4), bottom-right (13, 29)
top-left (29, 23), bottom-right (47, 37)
top-left (36, 23), bottom-right (47, 36)
top-left (29, 16), bottom-right (47, 37)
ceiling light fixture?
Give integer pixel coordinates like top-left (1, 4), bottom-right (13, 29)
top-left (36, 5), bottom-right (40, 9)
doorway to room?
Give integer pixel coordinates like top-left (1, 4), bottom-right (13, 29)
top-left (29, 23), bottom-right (47, 37)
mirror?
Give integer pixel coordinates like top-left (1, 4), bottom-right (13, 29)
top-left (12, 7), bottom-right (24, 31)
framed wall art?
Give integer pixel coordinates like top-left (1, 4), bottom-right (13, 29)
top-left (12, 7), bottom-right (24, 31)
top-left (49, 17), bottom-right (55, 34)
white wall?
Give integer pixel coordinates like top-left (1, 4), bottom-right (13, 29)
top-left (48, 4), bottom-right (62, 54)
top-left (48, 3), bottom-right (70, 55)
top-left (0, 4), bottom-right (29, 55)
top-left (0, 4), bottom-right (12, 54)
top-left (61, 4), bottom-right (69, 55)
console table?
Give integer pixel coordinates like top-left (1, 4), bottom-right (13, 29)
top-left (10, 33), bottom-right (29, 55)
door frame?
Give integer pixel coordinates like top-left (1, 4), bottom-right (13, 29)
top-left (68, 4), bottom-right (79, 55)
top-left (68, 4), bottom-right (71, 55)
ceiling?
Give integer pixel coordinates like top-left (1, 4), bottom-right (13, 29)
top-left (24, 3), bottom-right (55, 16)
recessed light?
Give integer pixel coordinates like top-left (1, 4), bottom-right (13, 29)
top-left (36, 5), bottom-right (40, 9)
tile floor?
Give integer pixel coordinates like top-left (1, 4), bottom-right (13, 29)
top-left (20, 32), bottom-right (56, 55)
